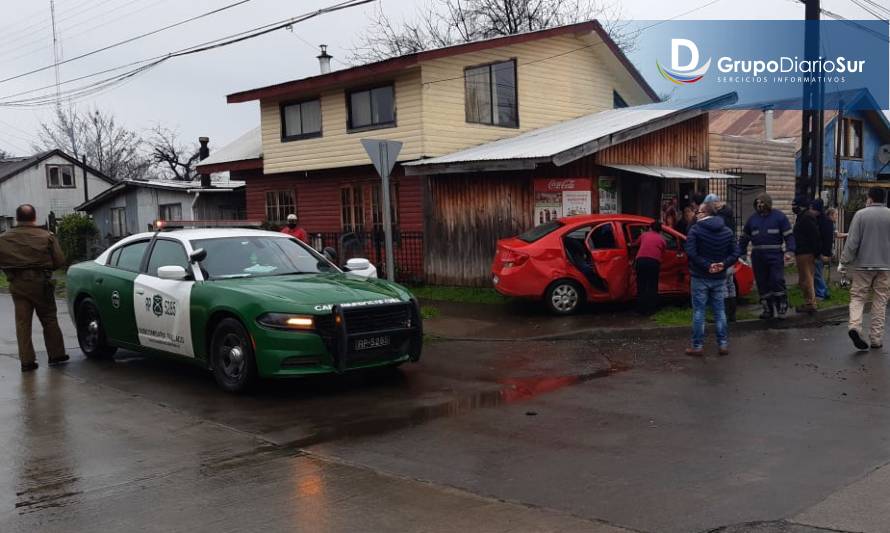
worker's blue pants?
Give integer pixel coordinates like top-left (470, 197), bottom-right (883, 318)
top-left (752, 252), bottom-right (786, 300)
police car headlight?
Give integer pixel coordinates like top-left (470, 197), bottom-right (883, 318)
top-left (257, 313), bottom-right (315, 331)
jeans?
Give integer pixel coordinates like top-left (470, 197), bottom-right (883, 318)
top-left (691, 276), bottom-right (728, 349)
top-left (814, 259), bottom-right (830, 299)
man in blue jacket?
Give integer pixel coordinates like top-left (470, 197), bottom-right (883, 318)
top-left (738, 193), bottom-right (796, 319)
top-left (685, 202), bottom-right (739, 356)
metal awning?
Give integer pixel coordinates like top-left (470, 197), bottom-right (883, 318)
top-left (603, 164), bottom-right (739, 180)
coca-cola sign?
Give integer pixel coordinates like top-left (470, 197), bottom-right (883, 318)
top-left (534, 177), bottom-right (591, 192)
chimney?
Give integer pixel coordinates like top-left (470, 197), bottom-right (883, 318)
top-left (317, 44), bottom-right (332, 74)
top-left (762, 106), bottom-right (774, 141)
top-left (198, 137), bottom-right (211, 188)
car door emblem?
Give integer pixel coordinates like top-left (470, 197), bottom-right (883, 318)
top-left (111, 290), bottom-right (120, 309)
top-left (152, 295), bottom-right (164, 317)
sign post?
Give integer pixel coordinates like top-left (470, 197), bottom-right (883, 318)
top-left (361, 139), bottom-right (402, 282)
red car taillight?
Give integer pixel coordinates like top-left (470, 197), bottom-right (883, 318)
top-left (500, 249), bottom-right (528, 269)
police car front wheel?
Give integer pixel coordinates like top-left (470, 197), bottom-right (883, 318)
top-left (210, 318), bottom-right (258, 393)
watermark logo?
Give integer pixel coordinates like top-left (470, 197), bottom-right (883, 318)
top-left (657, 38), bottom-right (712, 85)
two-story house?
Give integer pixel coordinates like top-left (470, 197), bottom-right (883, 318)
top-left (205, 20), bottom-right (758, 285)
top-left (0, 149), bottom-right (115, 232)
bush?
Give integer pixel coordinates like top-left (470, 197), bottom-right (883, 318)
top-left (56, 213), bottom-right (98, 264)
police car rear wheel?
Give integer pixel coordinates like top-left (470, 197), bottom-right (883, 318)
top-left (76, 298), bottom-right (117, 359)
top-left (210, 318), bottom-right (257, 393)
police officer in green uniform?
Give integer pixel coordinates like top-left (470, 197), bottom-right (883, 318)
top-left (0, 204), bottom-right (68, 371)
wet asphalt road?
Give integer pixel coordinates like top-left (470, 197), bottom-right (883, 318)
top-left (3, 295), bottom-right (890, 532)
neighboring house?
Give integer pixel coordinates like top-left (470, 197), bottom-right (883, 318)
top-left (0, 149), bottom-right (115, 231)
top-left (77, 178), bottom-right (246, 243)
top-left (201, 20), bottom-right (660, 284)
top-left (710, 89), bottom-right (890, 208)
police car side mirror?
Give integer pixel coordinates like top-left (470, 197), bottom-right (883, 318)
top-left (189, 248), bottom-right (207, 263)
top-left (158, 265), bottom-right (189, 280)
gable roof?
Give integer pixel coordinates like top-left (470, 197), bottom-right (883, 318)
top-left (195, 127), bottom-right (263, 174)
top-left (77, 178), bottom-right (245, 212)
top-left (227, 20), bottom-right (659, 104)
top-left (0, 149), bottom-right (117, 185)
top-left (404, 93), bottom-right (737, 174)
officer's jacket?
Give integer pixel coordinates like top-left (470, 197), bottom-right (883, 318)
top-left (0, 225), bottom-right (65, 273)
top-left (739, 210), bottom-right (796, 254)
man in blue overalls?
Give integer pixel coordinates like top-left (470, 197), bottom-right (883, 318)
top-left (739, 193), bottom-right (796, 319)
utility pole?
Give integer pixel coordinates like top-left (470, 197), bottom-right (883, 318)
top-left (49, 0), bottom-right (63, 109)
top-left (798, 0), bottom-right (824, 201)
top-left (834, 100), bottom-right (844, 207)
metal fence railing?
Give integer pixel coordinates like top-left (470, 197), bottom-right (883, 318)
top-left (310, 230), bottom-right (424, 283)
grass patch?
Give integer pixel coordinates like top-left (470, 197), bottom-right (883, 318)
top-left (408, 285), bottom-right (508, 305)
top-left (421, 306), bottom-right (440, 320)
top-left (0, 273), bottom-right (7, 290)
top-left (650, 305), bottom-right (757, 327)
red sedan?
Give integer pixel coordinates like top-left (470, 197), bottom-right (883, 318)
top-left (492, 214), bottom-right (754, 314)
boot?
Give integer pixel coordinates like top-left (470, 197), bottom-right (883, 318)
top-left (759, 298), bottom-right (774, 320)
top-left (725, 297), bottom-right (737, 322)
top-left (776, 295), bottom-right (789, 317)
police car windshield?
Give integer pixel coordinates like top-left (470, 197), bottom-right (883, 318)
top-left (190, 236), bottom-right (336, 280)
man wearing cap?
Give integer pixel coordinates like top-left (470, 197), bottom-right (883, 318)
top-left (280, 214), bottom-right (308, 243)
top-left (739, 193), bottom-right (796, 319)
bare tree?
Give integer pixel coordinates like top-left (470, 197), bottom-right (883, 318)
top-left (350, 0), bottom-right (633, 64)
top-left (35, 106), bottom-right (148, 181)
top-left (147, 126), bottom-right (200, 181)
top-left (0, 149), bottom-right (11, 159)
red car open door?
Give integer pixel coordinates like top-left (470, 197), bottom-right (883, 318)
top-left (624, 222), bottom-right (689, 296)
top-left (585, 222), bottom-right (630, 301)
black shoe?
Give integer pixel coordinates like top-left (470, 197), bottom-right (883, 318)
top-left (759, 299), bottom-right (774, 320)
top-left (776, 295), bottom-right (789, 317)
top-left (48, 354), bottom-right (70, 366)
top-left (849, 330), bottom-right (869, 350)
top-left (21, 362), bottom-right (38, 372)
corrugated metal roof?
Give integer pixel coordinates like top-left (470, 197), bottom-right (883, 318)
top-left (199, 127), bottom-right (262, 166)
top-left (603, 164), bottom-right (738, 180)
top-left (405, 94), bottom-right (737, 168)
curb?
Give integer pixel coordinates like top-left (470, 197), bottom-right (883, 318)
top-left (426, 306), bottom-right (849, 343)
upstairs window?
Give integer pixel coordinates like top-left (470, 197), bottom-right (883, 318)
top-left (465, 59), bottom-right (518, 128)
top-left (613, 90), bottom-right (628, 108)
top-left (265, 190), bottom-right (295, 224)
top-left (281, 98), bottom-right (322, 141)
top-left (46, 164), bottom-right (75, 188)
top-left (837, 117), bottom-right (863, 159)
top-left (348, 85), bottom-right (395, 130)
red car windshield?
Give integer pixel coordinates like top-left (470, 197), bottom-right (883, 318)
top-left (518, 221), bottom-right (564, 243)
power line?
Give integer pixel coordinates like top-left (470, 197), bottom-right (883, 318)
top-left (850, 0), bottom-right (888, 20)
top-left (0, 0), bottom-right (256, 86)
top-left (856, 0), bottom-right (890, 17)
top-left (0, 0), bottom-right (119, 53)
top-left (0, 0), bottom-right (376, 108)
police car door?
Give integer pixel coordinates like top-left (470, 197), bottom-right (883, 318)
top-left (133, 238), bottom-right (195, 357)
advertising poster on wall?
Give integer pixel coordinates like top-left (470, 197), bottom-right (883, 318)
top-left (533, 178), bottom-right (593, 224)
top-left (598, 177), bottom-right (619, 214)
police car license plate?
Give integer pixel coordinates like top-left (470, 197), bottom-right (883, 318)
top-left (354, 336), bottom-right (391, 351)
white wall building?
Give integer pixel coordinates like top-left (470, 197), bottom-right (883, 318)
top-left (0, 150), bottom-right (115, 231)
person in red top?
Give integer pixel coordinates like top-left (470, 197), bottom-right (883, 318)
top-left (280, 214), bottom-right (308, 243)
top-left (634, 221), bottom-right (667, 315)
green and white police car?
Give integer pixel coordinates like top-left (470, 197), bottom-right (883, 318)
top-left (66, 228), bottom-right (422, 392)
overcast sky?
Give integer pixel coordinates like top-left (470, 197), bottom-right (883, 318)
top-left (0, 0), bottom-right (883, 156)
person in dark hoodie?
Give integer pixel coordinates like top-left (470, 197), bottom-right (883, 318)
top-left (792, 195), bottom-right (822, 314)
top-left (739, 193), bottom-right (796, 319)
top-left (704, 193), bottom-right (738, 321)
top-left (810, 198), bottom-right (834, 300)
top-left (685, 202), bottom-right (739, 356)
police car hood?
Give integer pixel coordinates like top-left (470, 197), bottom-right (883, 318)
top-left (214, 273), bottom-right (408, 308)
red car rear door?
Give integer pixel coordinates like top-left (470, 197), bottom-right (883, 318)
top-left (585, 222), bottom-right (630, 301)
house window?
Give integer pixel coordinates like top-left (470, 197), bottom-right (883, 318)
top-left (265, 190), bottom-right (295, 223)
top-left (46, 164), bottom-right (75, 188)
top-left (340, 186), bottom-right (364, 232)
top-left (465, 59), bottom-right (518, 128)
top-left (347, 85), bottom-right (395, 130)
top-left (159, 203), bottom-right (182, 221)
top-left (370, 183), bottom-right (399, 230)
top-left (280, 98), bottom-right (322, 141)
top-left (613, 90), bottom-right (628, 108)
top-left (838, 118), bottom-right (863, 159)
top-left (110, 207), bottom-right (127, 237)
